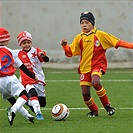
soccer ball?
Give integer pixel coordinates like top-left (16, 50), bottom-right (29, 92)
top-left (52, 103), bottom-right (69, 121)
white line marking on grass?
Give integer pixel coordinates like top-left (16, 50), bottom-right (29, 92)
top-left (42, 107), bottom-right (133, 110)
top-left (46, 71), bottom-right (133, 74)
top-left (69, 108), bottom-right (133, 110)
top-left (101, 80), bottom-right (132, 82)
top-left (15, 71), bottom-right (133, 74)
top-left (45, 79), bottom-right (132, 82)
top-left (45, 80), bottom-right (79, 82)
top-left (107, 71), bottom-right (133, 74)
top-left (0, 108), bottom-right (132, 111)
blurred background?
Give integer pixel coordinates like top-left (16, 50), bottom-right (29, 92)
top-left (0, 0), bottom-right (133, 68)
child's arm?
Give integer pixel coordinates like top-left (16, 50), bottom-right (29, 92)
top-left (38, 52), bottom-right (49, 62)
top-left (36, 48), bottom-right (49, 62)
top-left (115, 40), bottom-right (133, 49)
top-left (60, 38), bottom-right (72, 57)
top-left (19, 64), bottom-right (37, 80)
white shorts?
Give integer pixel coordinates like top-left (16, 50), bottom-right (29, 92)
top-left (25, 83), bottom-right (46, 97)
top-left (0, 75), bottom-right (25, 100)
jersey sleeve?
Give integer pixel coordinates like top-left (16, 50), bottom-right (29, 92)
top-left (62, 44), bottom-right (73, 57)
top-left (115, 40), bottom-right (133, 49)
top-left (97, 31), bottom-right (120, 49)
top-left (62, 35), bottom-right (81, 57)
top-left (14, 57), bottom-right (23, 68)
top-left (11, 49), bottom-right (23, 67)
top-left (36, 47), bottom-right (47, 62)
top-left (69, 36), bottom-right (81, 56)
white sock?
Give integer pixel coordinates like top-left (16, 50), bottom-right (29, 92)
top-left (11, 97), bottom-right (27, 113)
top-left (30, 100), bottom-right (41, 115)
top-left (18, 107), bottom-right (34, 119)
top-left (28, 100), bottom-right (31, 106)
top-left (18, 106), bottom-right (28, 117)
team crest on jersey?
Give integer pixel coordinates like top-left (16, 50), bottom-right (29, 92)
top-left (95, 40), bottom-right (100, 47)
top-left (31, 52), bottom-right (37, 58)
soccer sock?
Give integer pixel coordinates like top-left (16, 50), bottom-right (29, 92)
top-left (30, 97), bottom-right (42, 114)
top-left (18, 106), bottom-right (29, 117)
top-left (84, 97), bottom-right (98, 112)
top-left (11, 97), bottom-right (27, 113)
top-left (96, 87), bottom-right (110, 107)
top-left (18, 106), bottom-right (34, 119)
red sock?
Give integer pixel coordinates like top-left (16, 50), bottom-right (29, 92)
top-left (96, 87), bottom-right (110, 107)
top-left (84, 97), bottom-right (98, 112)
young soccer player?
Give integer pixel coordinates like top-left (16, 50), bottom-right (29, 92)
top-left (7, 96), bottom-right (35, 123)
top-left (0, 27), bottom-right (37, 125)
top-left (60, 11), bottom-right (133, 117)
top-left (16, 31), bottom-right (49, 120)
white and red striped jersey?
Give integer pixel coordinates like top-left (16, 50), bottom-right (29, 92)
top-left (17, 47), bottom-right (46, 87)
top-left (0, 46), bottom-right (22, 76)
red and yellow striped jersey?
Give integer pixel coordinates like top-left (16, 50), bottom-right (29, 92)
top-left (62, 27), bottom-right (121, 74)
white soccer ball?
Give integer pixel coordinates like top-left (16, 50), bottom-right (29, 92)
top-left (52, 103), bottom-right (69, 121)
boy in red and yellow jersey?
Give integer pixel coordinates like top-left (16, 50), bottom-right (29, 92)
top-left (60, 12), bottom-right (133, 117)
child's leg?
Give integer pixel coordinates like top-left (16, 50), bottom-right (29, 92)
top-left (28, 88), bottom-right (44, 120)
top-left (7, 90), bottom-right (29, 125)
top-left (7, 96), bottom-right (34, 122)
top-left (38, 96), bottom-right (46, 107)
top-left (80, 73), bottom-right (98, 117)
top-left (35, 84), bottom-right (46, 107)
top-left (11, 90), bottom-right (29, 113)
top-left (92, 74), bottom-right (115, 116)
top-left (28, 88), bottom-right (41, 114)
top-left (91, 74), bottom-right (110, 107)
top-left (81, 85), bottom-right (98, 115)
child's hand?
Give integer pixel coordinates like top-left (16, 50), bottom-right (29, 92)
top-left (60, 39), bottom-right (67, 46)
top-left (38, 52), bottom-right (46, 58)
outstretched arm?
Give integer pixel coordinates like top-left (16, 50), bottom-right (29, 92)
top-left (60, 38), bottom-right (72, 57)
top-left (115, 40), bottom-right (133, 49)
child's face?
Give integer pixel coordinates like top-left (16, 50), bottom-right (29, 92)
top-left (21, 40), bottom-right (32, 51)
top-left (80, 19), bottom-right (94, 33)
top-left (0, 41), bottom-right (9, 46)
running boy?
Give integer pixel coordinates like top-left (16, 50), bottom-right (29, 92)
top-left (16, 31), bottom-right (49, 120)
top-left (60, 12), bottom-right (133, 117)
top-left (0, 27), bottom-right (37, 125)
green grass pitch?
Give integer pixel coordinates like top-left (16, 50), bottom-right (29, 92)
top-left (0, 68), bottom-right (132, 133)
